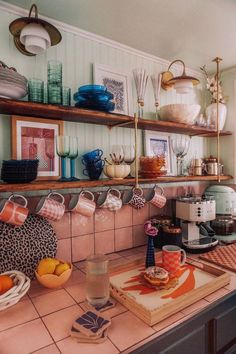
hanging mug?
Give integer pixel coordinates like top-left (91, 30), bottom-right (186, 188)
top-left (97, 188), bottom-right (122, 212)
top-left (35, 192), bottom-right (65, 221)
top-left (122, 187), bottom-right (146, 209)
top-left (0, 194), bottom-right (28, 226)
top-left (146, 185), bottom-right (167, 209)
top-left (69, 190), bottom-right (96, 217)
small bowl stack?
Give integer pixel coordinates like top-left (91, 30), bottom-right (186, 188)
top-left (139, 156), bottom-right (167, 178)
top-left (74, 85), bottom-right (115, 112)
top-left (0, 62), bottom-right (27, 99)
top-left (1, 159), bottom-right (39, 183)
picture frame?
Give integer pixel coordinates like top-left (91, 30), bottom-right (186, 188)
top-left (144, 131), bottom-right (172, 174)
top-left (93, 63), bottom-right (133, 116)
top-left (11, 116), bottom-right (64, 180)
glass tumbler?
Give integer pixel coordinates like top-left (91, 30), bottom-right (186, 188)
top-left (48, 84), bottom-right (62, 105)
top-left (28, 78), bottom-right (44, 103)
top-left (86, 254), bottom-right (109, 307)
top-left (47, 60), bottom-right (62, 84)
top-left (62, 86), bottom-right (71, 106)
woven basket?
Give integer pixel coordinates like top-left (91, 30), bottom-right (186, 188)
top-left (0, 270), bottom-right (31, 311)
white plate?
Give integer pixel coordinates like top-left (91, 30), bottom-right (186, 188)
top-left (0, 82), bottom-right (27, 99)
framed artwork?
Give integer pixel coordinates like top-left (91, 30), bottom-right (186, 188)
top-left (11, 116), bottom-right (64, 180)
top-left (144, 131), bottom-right (172, 174)
top-left (93, 63), bottom-right (133, 116)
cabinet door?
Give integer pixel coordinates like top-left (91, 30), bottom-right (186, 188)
top-left (159, 325), bottom-right (207, 354)
top-left (214, 305), bottom-right (236, 352)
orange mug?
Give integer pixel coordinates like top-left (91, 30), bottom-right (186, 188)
top-left (69, 190), bottom-right (95, 217)
top-left (162, 245), bottom-right (186, 273)
top-left (0, 194), bottom-right (28, 226)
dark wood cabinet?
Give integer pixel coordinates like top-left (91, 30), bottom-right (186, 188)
top-left (132, 291), bottom-right (236, 354)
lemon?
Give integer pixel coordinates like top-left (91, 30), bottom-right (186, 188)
top-left (37, 258), bottom-right (60, 276)
top-left (54, 262), bottom-right (71, 276)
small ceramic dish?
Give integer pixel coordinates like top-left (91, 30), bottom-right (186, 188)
top-left (103, 164), bottom-right (130, 180)
top-left (35, 262), bottom-right (72, 289)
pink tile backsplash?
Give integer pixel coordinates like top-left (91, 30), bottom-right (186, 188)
top-left (114, 205), bottom-right (132, 228)
top-left (115, 227), bottom-right (133, 251)
top-left (133, 225), bottom-right (147, 247)
top-left (95, 230), bottom-right (115, 254)
top-left (95, 209), bottom-right (115, 232)
top-left (71, 213), bottom-right (94, 236)
top-left (72, 234), bottom-right (94, 262)
top-left (132, 204), bottom-right (149, 226)
top-left (57, 238), bottom-right (72, 262)
top-left (50, 212), bottom-right (71, 239)
top-left (10, 185), bottom-right (202, 263)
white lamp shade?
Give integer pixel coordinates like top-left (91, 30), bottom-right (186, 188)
top-left (20, 23), bottom-right (51, 54)
top-left (174, 80), bottom-right (193, 94)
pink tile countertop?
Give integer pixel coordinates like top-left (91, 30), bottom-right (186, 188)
top-left (0, 246), bottom-right (236, 354)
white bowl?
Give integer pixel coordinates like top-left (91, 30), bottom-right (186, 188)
top-left (103, 164), bottom-right (130, 180)
top-left (159, 104), bottom-right (201, 125)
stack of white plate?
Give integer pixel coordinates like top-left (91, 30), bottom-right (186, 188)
top-left (0, 66), bottom-right (27, 99)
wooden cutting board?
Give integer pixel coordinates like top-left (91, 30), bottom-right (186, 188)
top-left (200, 244), bottom-right (236, 273)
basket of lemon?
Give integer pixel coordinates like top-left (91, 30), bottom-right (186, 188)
top-left (35, 258), bottom-right (72, 288)
top-left (0, 271), bottom-right (31, 311)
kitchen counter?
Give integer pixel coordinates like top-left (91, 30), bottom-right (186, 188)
top-left (0, 246), bottom-right (236, 354)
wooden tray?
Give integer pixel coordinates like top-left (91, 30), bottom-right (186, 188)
top-left (109, 257), bottom-right (230, 326)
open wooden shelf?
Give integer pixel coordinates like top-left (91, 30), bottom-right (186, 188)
top-left (0, 175), bottom-right (232, 193)
top-left (0, 98), bottom-right (232, 137)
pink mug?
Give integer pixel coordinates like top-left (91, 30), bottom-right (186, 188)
top-left (146, 185), bottom-right (167, 208)
top-left (35, 192), bottom-right (65, 221)
top-left (97, 188), bottom-right (122, 212)
top-left (69, 190), bottom-right (96, 217)
top-left (0, 194), bottom-right (28, 226)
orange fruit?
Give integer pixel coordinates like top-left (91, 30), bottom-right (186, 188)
top-left (0, 275), bottom-right (14, 295)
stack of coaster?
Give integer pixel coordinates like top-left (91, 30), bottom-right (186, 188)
top-left (71, 308), bottom-right (111, 344)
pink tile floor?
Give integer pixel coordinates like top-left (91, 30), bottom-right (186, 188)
top-left (0, 248), bottom-right (235, 354)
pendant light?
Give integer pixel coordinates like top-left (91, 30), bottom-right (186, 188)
top-left (9, 4), bottom-right (62, 56)
top-left (161, 59), bottom-right (199, 94)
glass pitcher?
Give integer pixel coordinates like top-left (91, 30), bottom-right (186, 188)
top-left (86, 254), bottom-right (109, 307)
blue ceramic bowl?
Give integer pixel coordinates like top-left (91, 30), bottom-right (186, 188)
top-left (75, 100), bottom-right (115, 112)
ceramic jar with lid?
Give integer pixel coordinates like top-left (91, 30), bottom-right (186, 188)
top-left (204, 155), bottom-right (223, 176)
top-left (211, 215), bottom-right (234, 235)
top-left (162, 224), bottom-right (182, 247)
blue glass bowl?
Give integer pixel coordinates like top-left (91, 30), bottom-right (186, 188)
top-left (78, 85), bottom-right (107, 95)
top-left (75, 100), bottom-right (115, 112)
top-left (74, 91), bottom-right (114, 102)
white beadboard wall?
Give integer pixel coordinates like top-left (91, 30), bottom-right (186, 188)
top-left (0, 3), bottom-right (207, 182)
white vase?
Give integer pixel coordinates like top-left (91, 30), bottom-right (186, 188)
top-left (205, 103), bottom-right (227, 130)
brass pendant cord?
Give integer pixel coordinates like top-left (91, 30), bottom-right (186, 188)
top-left (213, 57), bottom-right (222, 183)
top-left (134, 113), bottom-right (139, 188)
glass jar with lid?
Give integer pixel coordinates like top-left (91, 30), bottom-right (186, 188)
top-left (211, 214), bottom-right (234, 235)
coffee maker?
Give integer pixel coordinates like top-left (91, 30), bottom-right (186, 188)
top-left (176, 196), bottom-right (218, 252)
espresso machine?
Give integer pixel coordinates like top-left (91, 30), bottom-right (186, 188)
top-left (176, 196), bottom-right (218, 252)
